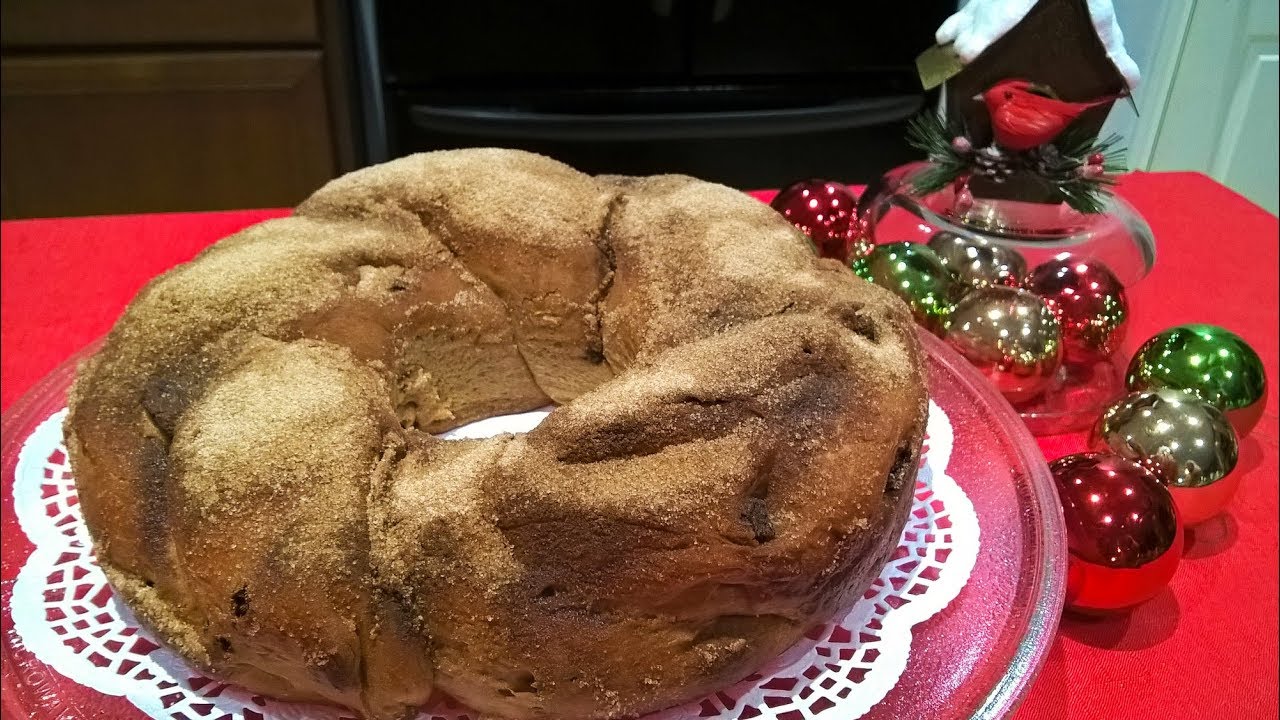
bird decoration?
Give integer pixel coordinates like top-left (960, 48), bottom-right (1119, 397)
top-left (904, 77), bottom-right (1127, 214)
top-left (978, 79), bottom-right (1116, 151)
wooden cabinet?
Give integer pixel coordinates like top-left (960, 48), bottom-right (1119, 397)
top-left (0, 0), bottom-right (320, 46)
top-left (0, 1), bottom-right (354, 219)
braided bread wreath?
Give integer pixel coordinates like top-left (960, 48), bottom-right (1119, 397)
top-left (65, 149), bottom-right (928, 720)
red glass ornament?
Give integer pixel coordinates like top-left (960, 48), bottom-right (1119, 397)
top-left (1051, 453), bottom-right (1183, 613)
top-left (1025, 258), bottom-right (1128, 364)
top-left (770, 179), bottom-right (861, 262)
top-left (1088, 152), bottom-right (1105, 165)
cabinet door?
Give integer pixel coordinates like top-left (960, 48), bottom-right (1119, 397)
top-left (1, 51), bottom-right (335, 218)
top-left (0, 0), bottom-right (319, 46)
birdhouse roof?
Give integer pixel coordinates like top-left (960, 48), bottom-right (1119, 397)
top-left (938, 0), bottom-right (1139, 90)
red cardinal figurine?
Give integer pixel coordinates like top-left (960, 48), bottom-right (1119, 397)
top-left (978, 79), bottom-right (1114, 151)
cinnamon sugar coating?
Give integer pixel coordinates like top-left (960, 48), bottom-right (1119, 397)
top-left (66, 149), bottom-right (927, 720)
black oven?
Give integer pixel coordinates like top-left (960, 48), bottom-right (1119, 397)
top-left (352, 1), bottom-right (954, 189)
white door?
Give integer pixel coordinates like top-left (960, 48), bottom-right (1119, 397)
top-left (1139, 0), bottom-right (1279, 214)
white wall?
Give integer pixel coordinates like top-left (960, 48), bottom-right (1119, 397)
top-left (1100, 0), bottom-right (1177, 165)
top-left (1136, 0), bottom-right (1278, 213)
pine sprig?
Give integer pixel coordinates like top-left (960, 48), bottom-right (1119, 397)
top-left (1044, 128), bottom-right (1128, 212)
top-left (905, 113), bottom-right (968, 195)
top-left (901, 111), bottom-right (1128, 214)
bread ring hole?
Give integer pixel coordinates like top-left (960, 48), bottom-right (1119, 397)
top-left (216, 636), bottom-right (232, 653)
top-left (537, 584), bottom-right (561, 599)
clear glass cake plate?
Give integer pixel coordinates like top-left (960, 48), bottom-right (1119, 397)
top-left (2, 331), bottom-right (1065, 719)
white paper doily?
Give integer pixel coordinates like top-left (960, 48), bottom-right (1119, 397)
top-left (11, 401), bottom-right (978, 720)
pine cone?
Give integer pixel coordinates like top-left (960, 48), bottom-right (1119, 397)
top-left (974, 145), bottom-right (1017, 183)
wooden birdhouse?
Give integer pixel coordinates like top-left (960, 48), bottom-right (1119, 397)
top-left (917, 0), bottom-right (1136, 204)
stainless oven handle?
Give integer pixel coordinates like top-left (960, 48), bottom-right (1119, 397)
top-left (407, 95), bottom-right (923, 141)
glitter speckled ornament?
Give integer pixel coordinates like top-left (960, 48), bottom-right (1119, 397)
top-left (1092, 389), bottom-right (1240, 525)
top-left (944, 286), bottom-right (1061, 403)
top-left (1051, 453), bottom-right (1182, 613)
top-left (770, 179), bottom-right (868, 262)
top-left (1024, 258), bottom-right (1128, 364)
top-left (927, 231), bottom-right (1027, 289)
top-left (1126, 324), bottom-right (1268, 438)
top-left (851, 242), bottom-right (959, 334)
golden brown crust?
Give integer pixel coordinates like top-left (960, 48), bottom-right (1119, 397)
top-left (66, 148), bottom-right (928, 720)
top-left (297, 148), bottom-right (617, 403)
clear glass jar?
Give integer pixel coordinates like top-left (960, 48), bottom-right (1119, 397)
top-left (858, 162), bottom-right (1158, 434)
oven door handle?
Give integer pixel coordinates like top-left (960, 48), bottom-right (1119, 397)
top-left (407, 95), bottom-right (923, 141)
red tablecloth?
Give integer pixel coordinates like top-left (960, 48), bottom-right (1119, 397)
top-left (2, 171), bottom-right (1277, 719)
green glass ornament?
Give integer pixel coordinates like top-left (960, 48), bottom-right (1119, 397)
top-left (851, 242), bottom-right (960, 334)
top-left (1126, 324), bottom-right (1267, 438)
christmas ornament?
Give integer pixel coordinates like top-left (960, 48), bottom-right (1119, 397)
top-left (979, 79), bottom-right (1115, 151)
top-left (770, 179), bottom-right (868, 262)
top-left (1126, 324), bottom-right (1268, 438)
top-left (1051, 453), bottom-right (1182, 613)
top-left (927, 231), bottom-right (1027, 288)
top-left (1092, 389), bottom-right (1240, 525)
top-left (1024, 257), bottom-right (1128, 364)
top-left (904, 96), bottom-right (1126, 214)
top-left (944, 286), bottom-right (1061, 403)
top-left (851, 242), bottom-right (959, 334)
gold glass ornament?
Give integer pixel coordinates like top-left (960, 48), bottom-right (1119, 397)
top-left (927, 231), bottom-right (1028, 289)
top-left (944, 286), bottom-right (1062, 403)
top-left (1091, 388), bottom-right (1241, 525)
